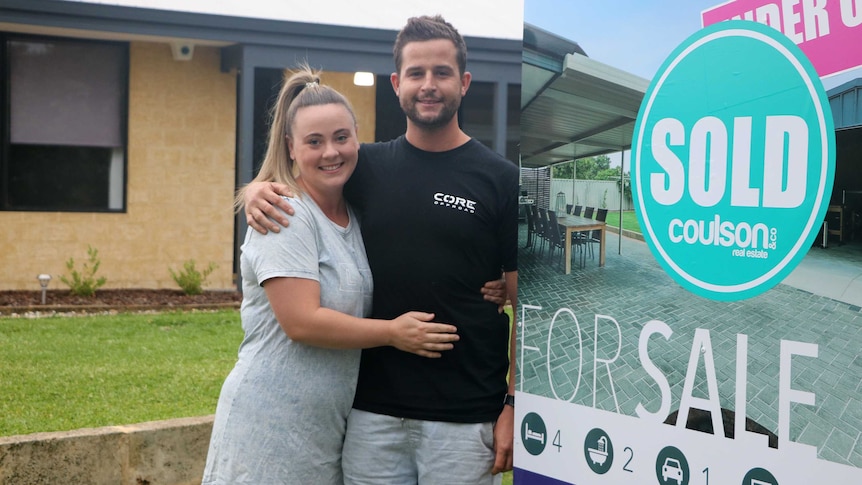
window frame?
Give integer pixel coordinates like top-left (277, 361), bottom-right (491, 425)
top-left (0, 33), bottom-right (130, 213)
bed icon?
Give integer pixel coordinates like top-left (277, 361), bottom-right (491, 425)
top-left (524, 421), bottom-right (545, 444)
top-left (520, 412), bottom-right (548, 456)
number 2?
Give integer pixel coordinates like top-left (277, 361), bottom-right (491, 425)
top-left (622, 447), bottom-right (633, 472)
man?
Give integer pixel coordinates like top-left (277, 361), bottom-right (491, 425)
top-left (244, 15), bottom-right (517, 484)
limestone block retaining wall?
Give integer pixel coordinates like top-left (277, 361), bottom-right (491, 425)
top-left (0, 416), bottom-right (213, 484)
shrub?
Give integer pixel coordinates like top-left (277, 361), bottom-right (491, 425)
top-left (616, 175), bottom-right (632, 202)
top-left (60, 245), bottom-right (107, 297)
top-left (170, 260), bottom-right (218, 295)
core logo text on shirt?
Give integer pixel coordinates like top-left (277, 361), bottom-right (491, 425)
top-left (433, 192), bottom-right (477, 214)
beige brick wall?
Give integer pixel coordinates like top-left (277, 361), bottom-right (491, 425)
top-left (0, 42), bottom-right (237, 291)
top-left (319, 71), bottom-right (377, 143)
top-left (0, 46), bottom-right (381, 292)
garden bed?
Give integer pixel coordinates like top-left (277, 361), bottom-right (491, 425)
top-left (0, 289), bottom-right (242, 315)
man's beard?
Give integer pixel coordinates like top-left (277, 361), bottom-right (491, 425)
top-left (402, 95), bottom-right (460, 129)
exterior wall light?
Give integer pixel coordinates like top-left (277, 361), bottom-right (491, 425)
top-left (37, 274), bottom-right (51, 305)
top-left (353, 72), bottom-right (374, 87)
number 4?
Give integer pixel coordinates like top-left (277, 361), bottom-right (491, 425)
top-left (553, 430), bottom-right (562, 451)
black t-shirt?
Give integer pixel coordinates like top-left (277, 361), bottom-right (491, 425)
top-left (345, 136), bottom-right (518, 422)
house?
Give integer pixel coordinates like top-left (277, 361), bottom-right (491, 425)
top-left (0, 0), bottom-right (522, 291)
top-left (827, 78), bottom-right (862, 242)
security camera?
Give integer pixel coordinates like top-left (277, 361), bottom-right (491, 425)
top-left (170, 42), bottom-right (194, 61)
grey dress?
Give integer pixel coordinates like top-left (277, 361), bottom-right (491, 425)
top-left (203, 195), bottom-right (373, 485)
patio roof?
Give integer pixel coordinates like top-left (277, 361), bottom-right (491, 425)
top-left (828, 77), bottom-right (862, 130)
top-left (520, 25), bottom-right (650, 168)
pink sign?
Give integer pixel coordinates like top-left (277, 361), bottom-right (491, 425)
top-left (702, 0), bottom-right (862, 77)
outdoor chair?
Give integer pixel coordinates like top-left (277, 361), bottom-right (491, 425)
top-left (546, 210), bottom-right (565, 269)
top-left (535, 207), bottom-right (549, 255)
top-left (540, 208), bottom-right (556, 257)
top-left (571, 206), bottom-right (595, 265)
top-left (572, 205), bottom-right (582, 216)
top-left (585, 208), bottom-right (609, 261)
top-left (569, 224), bottom-right (588, 270)
top-left (565, 203), bottom-right (573, 215)
top-left (531, 205), bottom-right (543, 254)
top-left (525, 203), bottom-right (536, 249)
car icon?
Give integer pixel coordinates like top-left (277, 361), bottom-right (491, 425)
top-left (662, 457), bottom-right (683, 484)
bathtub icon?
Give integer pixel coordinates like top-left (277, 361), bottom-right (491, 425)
top-left (586, 436), bottom-right (608, 466)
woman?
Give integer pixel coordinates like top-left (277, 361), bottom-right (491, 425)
top-left (202, 66), bottom-right (459, 484)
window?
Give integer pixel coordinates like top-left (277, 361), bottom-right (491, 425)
top-left (1, 35), bottom-right (128, 212)
top-left (459, 80), bottom-right (494, 148)
top-left (507, 82), bottom-right (521, 164)
top-left (459, 81), bottom-right (522, 164)
top-left (373, 76), bottom-right (522, 158)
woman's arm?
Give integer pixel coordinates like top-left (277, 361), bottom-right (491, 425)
top-left (264, 277), bottom-right (459, 358)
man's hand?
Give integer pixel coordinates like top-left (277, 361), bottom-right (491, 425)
top-left (491, 403), bottom-right (514, 474)
top-left (243, 181), bottom-right (294, 234)
top-left (480, 277), bottom-right (508, 311)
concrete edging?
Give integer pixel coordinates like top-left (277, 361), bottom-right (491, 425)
top-left (605, 225), bottom-right (645, 242)
top-left (0, 415), bottom-right (214, 484)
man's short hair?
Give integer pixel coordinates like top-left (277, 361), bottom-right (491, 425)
top-left (393, 15), bottom-right (467, 75)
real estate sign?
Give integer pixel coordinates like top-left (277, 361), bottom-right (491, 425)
top-left (515, 16), bottom-right (860, 485)
top-left (632, 20), bottom-right (835, 301)
top-left (702, 0), bottom-right (862, 77)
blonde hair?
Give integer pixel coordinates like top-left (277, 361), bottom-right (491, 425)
top-left (234, 64), bottom-right (358, 212)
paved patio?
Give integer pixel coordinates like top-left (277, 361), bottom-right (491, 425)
top-left (517, 223), bottom-right (862, 467)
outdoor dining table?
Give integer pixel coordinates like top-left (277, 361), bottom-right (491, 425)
top-left (557, 213), bottom-right (606, 274)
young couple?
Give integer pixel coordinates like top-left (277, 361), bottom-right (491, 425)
top-left (203, 15), bottom-right (518, 485)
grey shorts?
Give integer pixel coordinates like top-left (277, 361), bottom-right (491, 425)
top-left (342, 409), bottom-right (502, 485)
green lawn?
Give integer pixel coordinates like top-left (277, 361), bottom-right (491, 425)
top-left (0, 310), bottom-right (242, 436)
top-left (0, 309), bottom-right (519, 482)
top-left (604, 210), bottom-right (641, 234)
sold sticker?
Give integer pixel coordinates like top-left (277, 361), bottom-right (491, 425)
top-left (631, 20), bottom-right (835, 301)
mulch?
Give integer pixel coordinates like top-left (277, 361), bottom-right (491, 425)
top-left (0, 289), bottom-right (242, 315)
